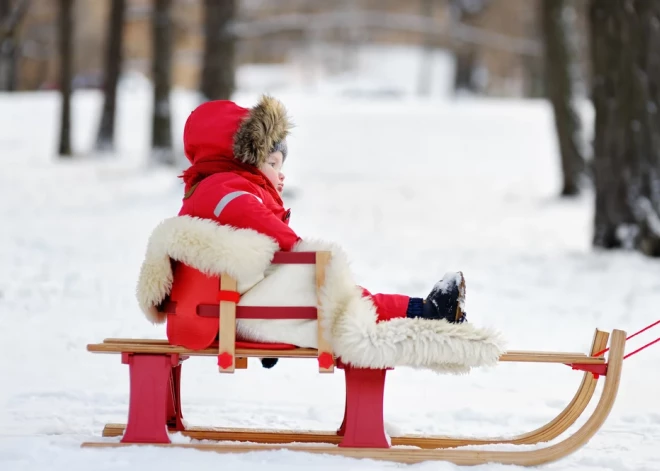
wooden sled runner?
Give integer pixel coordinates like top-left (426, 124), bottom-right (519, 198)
top-left (82, 252), bottom-right (627, 466)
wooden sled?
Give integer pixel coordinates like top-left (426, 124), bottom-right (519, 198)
top-left (82, 252), bottom-right (626, 466)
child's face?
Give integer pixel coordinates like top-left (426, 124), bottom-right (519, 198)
top-left (259, 151), bottom-right (285, 194)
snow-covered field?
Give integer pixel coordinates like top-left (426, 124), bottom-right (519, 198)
top-left (1, 88), bottom-right (659, 471)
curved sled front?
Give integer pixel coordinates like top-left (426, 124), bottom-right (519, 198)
top-left (469, 328), bottom-right (610, 448)
top-left (83, 329), bottom-right (626, 466)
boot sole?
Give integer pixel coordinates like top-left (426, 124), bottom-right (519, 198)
top-left (454, 271), bottom-right (466, 323)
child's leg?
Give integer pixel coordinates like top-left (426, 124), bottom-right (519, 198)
top-left (360, 271), bottom-right (468, 324)
top-left (360, 287), bottom-right (410, 322)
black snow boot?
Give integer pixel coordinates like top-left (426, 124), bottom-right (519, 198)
top-left (260, 358), bottom-right (278, 369)
top-left (406, 272), bottom-right (467, 324)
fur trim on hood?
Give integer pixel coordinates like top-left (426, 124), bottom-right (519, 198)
top-left (233, 95), bottom-right (293, 167)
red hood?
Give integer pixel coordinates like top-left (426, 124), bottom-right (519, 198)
top-left (183, 100), bottom-right (249, 164)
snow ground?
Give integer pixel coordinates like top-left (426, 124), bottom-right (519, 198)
top-left (1, 89), bottom-right (659, 471)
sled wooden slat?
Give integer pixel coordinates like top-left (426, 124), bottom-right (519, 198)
top-left (88, 341), bottom-right (318, 358)
top-left (315, 251), bottom-right (334, 373)
top-left (82, 329), bottom-right (626, 466)
top-left (87, 340), bottom-right (605, 365)
top-left (218, 276), bottom-right (237, 373)
top-left (101, 422), bottom-right (569, 449)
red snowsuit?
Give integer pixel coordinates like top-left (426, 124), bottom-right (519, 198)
top-left (166, 99), bottom-right (409, 350)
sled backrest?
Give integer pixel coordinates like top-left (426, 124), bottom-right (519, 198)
top-left (217, 251), bottom-right (334, 374)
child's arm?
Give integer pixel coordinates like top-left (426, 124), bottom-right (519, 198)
top-left (215, 192), bottom-right (300, 251)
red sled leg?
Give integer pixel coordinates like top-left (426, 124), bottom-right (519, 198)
top-left (121, 353), bottom-right (178, 444)
top-left (338, 363), bottom-right (390, 448)
top-left (166, 362), bottom-right (186, 432)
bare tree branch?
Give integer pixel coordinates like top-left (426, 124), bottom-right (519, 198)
top-left (228, 11), bottom-right (541, 56)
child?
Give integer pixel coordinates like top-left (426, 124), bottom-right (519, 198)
top-left (136, 95), bottom-right (503, 374)
top-left (180, 96), bottom-right (466, 317)
top-left (173, 96), bottom-right (467, 367)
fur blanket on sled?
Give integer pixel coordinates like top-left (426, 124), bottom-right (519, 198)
top-left (136, 215), bottom-right (506, 374)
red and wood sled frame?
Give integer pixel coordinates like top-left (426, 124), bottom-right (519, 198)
top-left (83, 251), bottom-right (630, 466)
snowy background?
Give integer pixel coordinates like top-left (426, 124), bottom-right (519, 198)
top-left (1, 68), bottom-right (660, 470)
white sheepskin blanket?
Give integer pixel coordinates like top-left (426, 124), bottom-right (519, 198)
top-left (136, 216), bottom-right (506, 374)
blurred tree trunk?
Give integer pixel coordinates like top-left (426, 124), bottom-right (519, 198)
top-left (151, 0), bottom-right (174, 165)
top-left (417, 0), bottom-right (435, 96)
top-left (95, 0), bottom-right (125, 153)
top-left (58, 0), bottom-right (73, 157)
top-left (0, 0), bottom-right (30, 91)
top-left (449, 0), bottom-right (489, 95)
top-left (339, 0), bottom-right (360, 75)
top-left (542, 0), bottom-right (585, 196)
top-left (0, 0), bottom-right (15, 90)
top-left (200, 0), bottom-right (235, 101)
top-left (590, 0), bottom-right (660, 256)
top-left (453, 47), bottom-right (477, 92)
top-left (0, 1), bottom-right (7, 28)
top-left (522, 52), bottom-right (545, 98)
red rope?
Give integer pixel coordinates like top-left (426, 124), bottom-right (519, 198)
top-left (594, 319), bottom-right (660, 358)
top-left (623, 337), bottom-right (660, 360)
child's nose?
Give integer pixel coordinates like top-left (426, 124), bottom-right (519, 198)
top-left (279, 173), bottom-right (285, 181)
